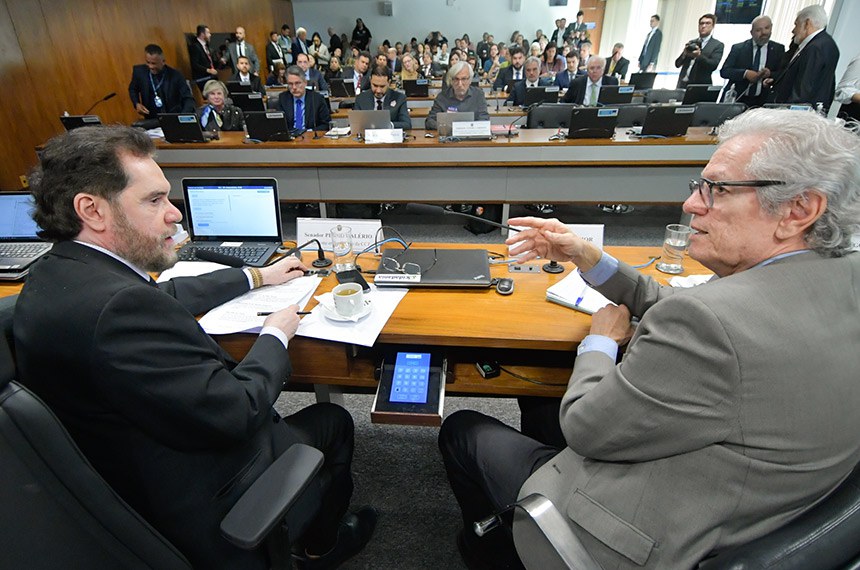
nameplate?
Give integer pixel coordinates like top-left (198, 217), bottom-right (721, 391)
top-left (707, 85), bottom-right (722, 92)
top-left (247, 93), bottom-right (263, 100)
top-left (675, 107), bottom-right (695, 114)
top-left (364, 128), bottom-right (404, 144)
top-left (374, 273), bottom-right (421, 284)
top-left (507, 224), bottom-right (604, 256)
top-left (266, 111), bottom-right (285, 119)
top-left (545, 86), bottom-right (560, 93)
top-left (296, 218), bottom-right (383, 253)
top-left (81, 115), bottom-right (101, 123)
top-left (598, 108), bottom-right (619, 117)
top-left (452, 120), bottom-right (491, 138)
top-left (618, 86), bottom-right (635, 94)
top-left (178, 115), bottom-right (197, 123)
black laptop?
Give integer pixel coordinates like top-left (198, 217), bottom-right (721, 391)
top-left (230, 92), bottom-right (266, 113)
top-left (523, 86), bottom-right (560, 107)
top-left (329, 78), bottom-right (356, 97)
top-left (226, 81), bottom-right (253, 94)
top-left (60, 115), bottom-right (102, 131)
top-left (244, 111), bottom-right (294, 141)
top-left (158, 113), bottom-right (211, 143)
top-left (177, 178), bottom-right (283, 267)
top-left (628, 72), bottom-right (657, 90)
top-left (403, 78), bottom-right (430, 97)
top-left (567, 107), bottom-right (619, 139)
top-left (373, 248), bottom-right (492, 288)
top-left (640, 105), bottom-right (696, 137)
top-left (0, 192), bottom-right (52, 280)
top-left (682, 84), bottom-right (722, 105)
top-left (598, 85), bottom-right (635, 105)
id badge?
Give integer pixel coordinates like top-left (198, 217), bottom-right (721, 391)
top-left (154, 95), bottom-right (163, 108)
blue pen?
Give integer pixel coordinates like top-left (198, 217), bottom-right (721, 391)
top-left (575, 284), bottom-right (589, 307)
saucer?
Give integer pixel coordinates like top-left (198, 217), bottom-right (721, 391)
top-left (321, 301), bottom-right (372, 322)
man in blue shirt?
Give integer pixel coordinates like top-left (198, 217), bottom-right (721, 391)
top-left (277, 65), bottom-right (331, 132)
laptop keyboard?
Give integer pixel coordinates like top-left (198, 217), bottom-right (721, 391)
top-left (0, 243), bottom-right (51, 258)
top-left (178, 245), bottom-right (269, 265)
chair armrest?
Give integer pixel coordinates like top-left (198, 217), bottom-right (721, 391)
top-left (220, 443), bottom-right (324, 549)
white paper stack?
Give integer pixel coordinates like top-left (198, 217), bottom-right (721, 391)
top-left (546, 271), bottom-right (614, 315)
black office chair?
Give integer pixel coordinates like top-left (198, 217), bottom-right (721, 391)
top-left (500, 464), bottom-right (860, 570)
top-left (0, 298), bottom-right (324, 569)
top-left (526, 103), bottom-right (577, 129)
top-left (604, 103), bottom-right (648, 128)
top-left (691, 102), bottom-right (747, 127)
top-left (643, 88), bottom-right (685, 104)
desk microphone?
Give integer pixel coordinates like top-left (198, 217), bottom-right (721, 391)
top-left (83, 92), bottom-right (116, 115)
top-left (281, 238), bottom-right (333, 268)
top-left (407, 203), bottom-right (522, 233)
top-left (195, 249), bottom-right (245, 267)
top-left (507, 101), bottom-right (542, 138)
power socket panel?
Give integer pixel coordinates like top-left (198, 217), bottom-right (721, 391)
top-left (509, 264), bottom-right (540, 273)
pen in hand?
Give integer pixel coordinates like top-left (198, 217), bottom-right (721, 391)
top-left (574, 284), bottom-right (589, 307)
top-left (257, 311), bottom-right (312, 316)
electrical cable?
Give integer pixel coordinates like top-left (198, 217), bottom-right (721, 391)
top-left (498, 365), bottom-right (567, 386)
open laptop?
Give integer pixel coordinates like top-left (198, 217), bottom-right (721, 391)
top-left (598, 85), bottom-right (635, 105)
top-left (225, 81), bottom-right (253, 94)
top-left (523, 86), bottom-right (560, 107)
top-left (244, 111), bottom-right (294, 141)
top-left (373, 248), bottom-right (492, 288)
top-left (682, 84), bottom-right (722, 105)
top-left (436, 111), bottom-right (475, 137)
top-left (567, 107), bottom-right (619, 139)
top-left (0, 192), bottom-right (52, 281)
top-left (403, 78), bottom-right (430, 98)
top-left (177, 178), bottom-right (283, 267)
top-left (639, 105), bottom-right (696, 137)
top-left (158, 114), bottom-right (212, 143)
top-left (348, 110), bottom-right (393, 138)
top-left (628, 72), bottom-right (657, 90)
top-left (59, 115), bottom-right (102, 131)
top-left (230, 92), bottom-right (266, 113)
top-left (329, 78), bottom-right (356, 98)
top-left (526, 103), bottom-right (577, 129)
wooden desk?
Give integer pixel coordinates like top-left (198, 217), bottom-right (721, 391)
top-left (155, 129), bottom-right (716, 207)
top-left (330, 105), bottom-right (525, 128)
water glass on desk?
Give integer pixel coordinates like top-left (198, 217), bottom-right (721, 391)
top-left (656, 224), bottom-right (693, 274)
top-left (331, 225), bottom-right (354, 272)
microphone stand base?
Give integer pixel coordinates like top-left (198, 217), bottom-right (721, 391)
top-left (312, 258), bottom-right (333, 268)
top-left (542, 261), bottom-right (565, 274)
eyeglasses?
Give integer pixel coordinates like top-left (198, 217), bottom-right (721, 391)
top-left (688, 178), bottom-right (785, 209)
top-left (382, 248), bottom-right (437, 276)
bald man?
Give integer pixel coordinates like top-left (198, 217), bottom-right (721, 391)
top-left (720, 15), bottom-right (784, 107)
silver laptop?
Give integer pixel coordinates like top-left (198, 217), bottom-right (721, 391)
top-left (347, 110), bottom-right (394, 138)
top-left (435, 111), bottom-right (475, 137)
top-left (0, 192), bottom-right (52, 280)
top-left (177, 178), bottom-right (283, 267)
top-left (373, 248), bottom-right (492, 288)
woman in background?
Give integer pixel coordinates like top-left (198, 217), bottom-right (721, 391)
top-left (197, 80), bottom-right (243, 132)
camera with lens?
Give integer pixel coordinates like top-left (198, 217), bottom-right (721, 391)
top-left (685, 39), bottom-right (702, 54)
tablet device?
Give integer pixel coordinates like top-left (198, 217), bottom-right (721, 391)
top-left (371, 349), bottom-right (446, 426)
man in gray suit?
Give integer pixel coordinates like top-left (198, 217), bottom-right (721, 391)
top-left (439, 108), bottom-right (860, 570)
top-left (675, 13), bottom-right (724, 88)
top-left (638, 14), bottom-right (662, 72)
top-left (222, 26), bottom-right (260, 75)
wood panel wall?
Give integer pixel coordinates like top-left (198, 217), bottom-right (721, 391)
top-left (0, 0), bottom-right (294, 190)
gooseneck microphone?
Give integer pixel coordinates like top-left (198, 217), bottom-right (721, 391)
top-left (281, 238), bottom-right (333, 268)
top-left (407, 203), bottom-right (522, 233)
top-left (507, 101), bottom-right (543, 139)
top-left (83, 92), bottom-right (116, 115)
top-left (195, 249), bottom-right (245, 267)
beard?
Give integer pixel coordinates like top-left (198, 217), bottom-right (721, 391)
top-left (111, 206), bottom-right (178, 273)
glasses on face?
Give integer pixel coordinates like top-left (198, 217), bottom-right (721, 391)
top-left (382, 248), bottom-right (437, 275)
top-left (689, 178), bottom-right (785, 209)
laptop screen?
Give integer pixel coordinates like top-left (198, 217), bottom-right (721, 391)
top-left (0, 193), bottom-right (41, 240)
top-left (183, 180), bottom-right (280, 239)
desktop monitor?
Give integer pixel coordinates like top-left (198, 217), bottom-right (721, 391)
top-left (682, 84), bottom-right (722, 105)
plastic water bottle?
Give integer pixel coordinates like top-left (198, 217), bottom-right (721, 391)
top-left (724, 85), bottom-right (737, 103)
top-left (816, 102), bottom-right (825, 116)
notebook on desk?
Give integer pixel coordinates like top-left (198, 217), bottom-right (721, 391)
top-left (546, 270), bottom-right (613, 314)
top-left (374, 248), bottom-right (492, 288)
top-left (177, 178), bottom-right (283, 267)
top-left (0, 192), bottom-right (52, 281)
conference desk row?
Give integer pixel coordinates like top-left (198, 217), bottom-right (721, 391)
top-left (156, 129), bottom-right (717, 209)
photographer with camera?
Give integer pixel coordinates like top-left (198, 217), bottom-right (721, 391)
top-left (675, 13), bottom-right (724, 88)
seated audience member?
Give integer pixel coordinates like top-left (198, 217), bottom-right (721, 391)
top-left (197, 80), bottom-right (244, 132)
top-left (441, 49), bottom-right (464, 88)
top-left (16, 125), bottom-right (379, 569)
top-left (435, 41), bottom-right (450, 65)
top-left (421, 51), bottom-right (442, 78)
top-left (387, 47), bottom-right (402, 74)
top-left (467, 55), bottom-right (481, 79)
top-left (426, 61), bottom-right (490, 130)
top-left (278, 65), bottom-right (331, 132)
top-left (555, 51), bottom-right (581, 89)
top-left (295, 52), bottom-right (328, 93)
top-left (230, 55), bottom-right (264, 93)
top-left (374, 52), bottom-right (388, 69)
top-left (325, 56), bottom-right (344, 81)
top-left (578, 40), bottom-right (593, 73)
top-left (540, 43), bottom-right (565, 77)
top-left (354, 65), bottom-right (410, 130)
top-left (400, 53), bottom-right (422, 81)
top-left (343, 50), bottom-right (372, 93)
top-left (344, 46), bottom-right (358, 66)
top-left (835, 51), bottom-right (860, 121)
top-left (562, 55), bottom-right (618, 105)
top-left (439, 108), bottom-right (860, 570)
top-left (506, 56), bottom-right (552, 106)
top-left (529, 42), bottom-right (542, 59)
top-left (267, 62), bottom-right (288, 86)
top-left (482, 44), bottom-right (501, 78)
top-left (310, 32), bottom-right (330, 67)
top-left (493, 45), bottom-right (526, 91)
top-left (605, 42), bottom-right (630, 80)
top-left (128, 43), bottom-right (194, 123)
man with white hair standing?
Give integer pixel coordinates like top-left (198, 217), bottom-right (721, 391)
top-left (720, 15), bottom-right (784, 108)
top-left (769, 4), bottom-right (839, 111)
top-left (292, 26), bottom-right (310, 62)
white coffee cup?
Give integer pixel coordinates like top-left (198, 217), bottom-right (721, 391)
top-left (332, 283), bottom-right (364, 317)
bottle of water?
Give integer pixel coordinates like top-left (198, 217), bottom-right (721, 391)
top-left (816, 102), bottom-right (825, 116)
top-left (724, 85), bottom-right (737, 103)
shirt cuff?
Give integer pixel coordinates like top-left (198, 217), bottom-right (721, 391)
top-left (260, 326), bottom-right (290, 350)
top-left (579, 252), bottom-right (619, 286)
top-left (242, 268), bottom-right (255, 289)
top-left (576, 334), bottom-right (618, 361)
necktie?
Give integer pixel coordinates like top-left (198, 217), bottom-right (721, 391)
top-left (239, 42), bottom-right (244, 57)
top-left (376, 98), bottom-right (383, 110)
top-left (609, 60), bottom-right (616, 75)
top-left (295, 98), bottom-right (304, 131)
top-left (515, 69), bottom-right (521, 80)
top-left (752, 45), bottom-right (762, 96)
top-left (588, 83), bottom-right (598, 106)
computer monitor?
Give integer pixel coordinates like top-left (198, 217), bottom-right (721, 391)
top-left (526, 103), bottom-right (577, 129)
top-left (59, 115), bottom-right (102, 131)
top-left (329, 78), bottom-right (356, 97)
top-left (682, 84), bottom-right (722, 105)
top-left (230, 92), bottom-right (266, 113)
top-left (403, 79), bottom-right (430, 97)
top-left (598, 85), bottom-right (635, 105)
top-left (567, 107), bottom-right (619, 139)
top-left (628, 72), bottom-right (657, 90)
top-left (347, 110), bottom-right (394, 138)
top-left (243, 111), bottom-right (293, 141)
top-left (523, 86), bottom-right (560, 107)
top-left (226, 81), bottom-right (253, 94)
top-left (640, 105), bottom-right (695, 137)
top-left (158, 114), bottom-right (211, 143)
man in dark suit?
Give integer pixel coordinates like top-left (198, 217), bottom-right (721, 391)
top-left (420, 51), bottom-right (442, 78)
top-left (549, 18), bottom-right (567, 48)
top-left (605, 42), bottom-right (630, 80)
top-left (354, 65), bottom-right (410, 130)
top-left (265, 30), bottom-right (285, 72)
top-left (230, 55), bottom-right (264, 93)
top-left (562, 55), bottom-right (619, 105)
top-left (343, 51), bottom-right (372, 94)
top-left (720, 15), bottom-right (785, 108)
top-left (493, 45), bottom-right (526, 91)
top-left (675, 13), bottom-right (724, 88)
top-left (278, 65), bottom-right (331, 132)
top-left (292, 27), bottom-right (310, 63)
top-left (386, 47), bottom-right (402, 74)
top-left (128, 44), bottom-right (194, 121)
top-left (555, 51), bottom-right (581, 90)
top-left (769, 5), bottom-right (840, 112)
top-left (506, 56), bottom-right (553, 106)
top-left (15, 125), bottom-right (377, 570)
top-left (638, 14), bottom-right (662, 72)
top-left (565, 11), bottom-right (588, 43)
top-left (222, 26), bottom-right (260, 75)
top-left (295, 52), bottom-right (328, 93)
top-left (189, 24), bottom-right (218, 87)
